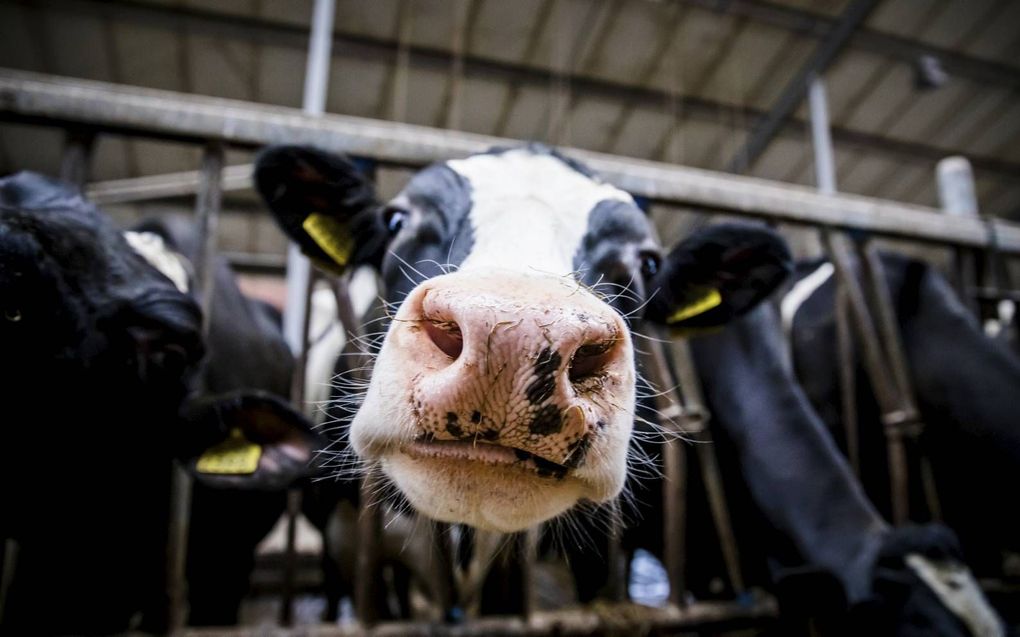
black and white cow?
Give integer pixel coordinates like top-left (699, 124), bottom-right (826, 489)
top-left (0, 172), bottom-right (319, 634)
top-left (255, 143), bottom-right (789, 534)
top-left (786, 252), bottom-right (1020, 628)
top-left (254, 144), bottom-right (1002, 634)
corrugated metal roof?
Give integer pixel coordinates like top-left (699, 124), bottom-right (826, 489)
top-left (0, 0), bottom-right (1017, 220)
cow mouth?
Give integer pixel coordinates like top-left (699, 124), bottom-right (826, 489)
top-left (401, 438), bottom-right (569, 480)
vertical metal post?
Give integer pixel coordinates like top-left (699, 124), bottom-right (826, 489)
top-left (521, 527), bottom-right (539, 620)
top-left (640, 337), bottom-right (688, 605)
top-left (166, 143), bottom-right (224, 634)
top-left (280, 268), bottom-right (316, 626)
top-left (937, 157), bottom-right (981, 313)
top-left (808, 77), bottom-right (836, 197)
top-left (834, 287), bottom-right (859, 475)
top-left (354, 472), bottom-right (382, 627)
top-left (673, 341), bottom-right (744, 595)
top-left (279, 0), bottom-right (336, 624)
top-left (283, 0), bottom-right (336, 356)
top-left (192, 146), bottom-right (224, 318)
top-left (59, 128), bottom-right (95, 191)
top-left (937, 157), bottom-right (979, 219)
top-left (0, 539), bottom-right (17, 627)
top-left (605, 501), bottom-right (627, 603)
top-left (822, 232), bottom-right (912, 525)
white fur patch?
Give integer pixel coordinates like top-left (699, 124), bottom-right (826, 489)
top-left (448, 150), bottom-right (633, 276)
top-left (905, 553), bottom-right (1003, 637)
top-left (123, 231), bottom-right (190, 294)
top-left (780, 261), bottom-right (834, 336)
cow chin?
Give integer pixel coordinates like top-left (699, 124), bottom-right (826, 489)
top-left (350, 404), bottom-right (631, 531)
top-left (381, 452), bottom-right (590, 532)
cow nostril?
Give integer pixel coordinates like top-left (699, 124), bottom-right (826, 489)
top-left (569, 339), bottom-right (616, 382)
top-left (424, 318), bottom-right (463, 360)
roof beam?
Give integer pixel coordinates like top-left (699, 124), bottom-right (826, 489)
top-left (679, 0), bottom-right (1020, 91)
top-left (9, 0), bottom-right (1020, 181)
top-left (726, 0), bottom-right (879, 173)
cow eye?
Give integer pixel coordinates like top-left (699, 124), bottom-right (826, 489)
top-left (639, 251), bottom-right (662, 279)
top-left (382, 206), bottom-right (409, 236)
top-left (3, 307), bottom-right (22, 322)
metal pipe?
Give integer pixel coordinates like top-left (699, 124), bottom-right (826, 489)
top-left (937, 156), bottom-right (983, 312)
top-left (834, 287), bottom-right (860, 476)
top-left (279, 266), bottom-right (316, 625)
top-left (59, 127), bottom-right (95, 190)
top-left (165, 143), bottom-right (224, 633)
top-left (937, 157), bottom-right (979, 218)
top-left (85, 163), bottom-right (253, 205)
top-left (280, 0), bottom-right (337, 622)
top-left (640, 338), bottom-right (688, 605)
top-left (671, 341), bottom-right (745, 594)
top-left (283, 0), bottom-right (334, 352)
top-left (192, 145), bottom-right (224, 319)
top-left (808, 77), bottom-right (836, 196)
top-left (176, 597), bottom-right (778, 636)
top-left (822, 232), bottom-right (912, 525)
top-left (283, 0), bottom-right (335, 355)
top-left (355, 472), bottom-right (382, 627)
top-left (605, 501), bottom-right (627, 603)
top-left (6, 71), bottom-right (1020, 253)
top-left (0, 539), bottom-right (17, 627)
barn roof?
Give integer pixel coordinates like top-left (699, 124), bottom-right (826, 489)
top-left (1, 0), bottom-right (1017, 221)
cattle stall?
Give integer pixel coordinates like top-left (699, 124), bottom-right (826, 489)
top-left (1, 64), bottom-right (1019, 636)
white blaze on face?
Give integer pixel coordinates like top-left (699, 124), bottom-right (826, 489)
top-left (448, 150), bottom-right (634, 275)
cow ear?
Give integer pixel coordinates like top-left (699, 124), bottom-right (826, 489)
top-left (644, 223), bottom-right (792, 329)
top-left (254, 145), bottom-right (384, 275)
top-left (178, 391), bottom-right (323, 491)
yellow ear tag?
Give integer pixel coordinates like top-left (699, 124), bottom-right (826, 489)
top-left (196, 429), bottom-right (262, 475)
top-left (666, 288), bottom-right (723, 324)
top-left (302, 212), bottom-right (354, 267)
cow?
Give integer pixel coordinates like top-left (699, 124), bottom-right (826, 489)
top-left (253, 144), bottom-right (1002, 634)
top-left (568, 300), bottom-right (1004, 636)
top-left (0, 172), bottom-right (319, 634)
top-left (255, 143), bottom-right (791, 534)
top-left (785, 252), bottom-right (1020, 628)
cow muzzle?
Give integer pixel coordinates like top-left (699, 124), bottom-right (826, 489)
top-left (350, 269), bottom-right (636, 531)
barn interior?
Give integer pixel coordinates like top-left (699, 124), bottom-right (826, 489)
top-left (1, 0), bottom-right (1019, 635)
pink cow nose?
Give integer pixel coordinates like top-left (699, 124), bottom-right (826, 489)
top-left (400, 271), bottom-right (631, 467)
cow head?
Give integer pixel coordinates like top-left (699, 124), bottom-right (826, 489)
top-left (0, 172), bottom-right (205, 405)
top-left (0, 172), bottom-right (318, 496)
top-left (256, 144), bottom-right (790, 531)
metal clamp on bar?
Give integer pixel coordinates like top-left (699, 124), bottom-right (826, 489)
top-left (880, 409), bottom-right (924, 439)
